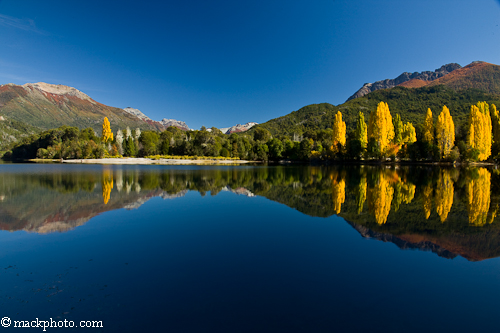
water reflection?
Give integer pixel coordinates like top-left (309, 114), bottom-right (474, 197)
top-left (1, 165), bottom-right (500, 260)
top-left (435, 169), bottom-right (455, 222)
top-left (467, 168), bottom-right (491, 226)
top-left (330, 170), bottom-right (345, 214)
top-left (367, 169), bottom-right (394, 225)
top-left (102, 169), bottom-right (113, 204)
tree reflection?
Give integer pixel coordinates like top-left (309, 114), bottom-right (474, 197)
top-left (367, 171), bottom-right (394, 224)
top-left (331, 171), bottom-right (346, 214)
top-left (356, 174), bottom-right (367, 214)
top-left (102, 169), bottom-right (113, 205)
top-left (435, 169), bottom-right (454, 222)
top-left (394, 178), bottom-right (416, 212)
top-left (467, 168), bottom-right (491, 226)
top-left (422, 184), bottom-right (433, 219)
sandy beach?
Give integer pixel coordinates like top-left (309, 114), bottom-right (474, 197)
top-left (58, 158), bottom-right (257, 165)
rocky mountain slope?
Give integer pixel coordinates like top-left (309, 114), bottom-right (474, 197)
top-left (0, 82), bottom-right (166, 133)
top-left (122, 107), bottom-right (190, 130)
top-left (219, 122), bottom-right (258, 134)
top-left (347, 63), bottom-right (462, 101)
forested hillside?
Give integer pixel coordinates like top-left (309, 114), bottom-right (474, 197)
top-left (250, 85), bottom-right (500, 137)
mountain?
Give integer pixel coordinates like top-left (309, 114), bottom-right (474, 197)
top-left (0, 83), bottom-right (167, 132)
top-left (159, 118), bottom-right (190, 131)
top-left (424, 61), bottom-right (500, 94)
top-left (122, 107), bottom-right (190, 130)
top-left (347, 63), bottom-right (462, 101)
top-left (219, 122), bottom-right (258, 134)
top-left (250, 61), bottom-right (500, 137)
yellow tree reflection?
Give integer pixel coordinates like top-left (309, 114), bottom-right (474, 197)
top-left (331, 171), bottom-right (345, 214)
top-left (421, 184), bottom-right (433, 219)
top-left (435, 169), bottom-right (454, 222)
top-left (102, 169), bottom-right (114, 205)
top-left (367, 172), bottom-right (394, 224)
top-left (356, 175), bottom-right (367, 214)
top-left (394, 180), bottom-right (416, 211)
top-left (468, 168), bottom-right (491, 226)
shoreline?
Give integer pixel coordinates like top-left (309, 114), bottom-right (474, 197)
top-left (20, 158), bottom-right (497, 167)
top-left (32, 158), bottom-right (258, 165)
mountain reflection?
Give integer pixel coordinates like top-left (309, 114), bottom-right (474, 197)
top-left (1, 165), bottom-right (500, 261)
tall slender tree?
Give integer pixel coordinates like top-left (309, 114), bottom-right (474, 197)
top-left (468, 102), bottom-right (492, 161)
top-left (394, 114), bottom-right (403, 145)
top-left (355, 112), bottom-right (368, 149)
top-left (368, 101), bottom-right (394, 155)
top-left (102, 117), bottom-right (113, 143)
top-left (436, 106), bottom-right (455, 159)
top-left (332, 111), bottom-right (346, 147)
top-left (423, 108), bottom-right (434, 143)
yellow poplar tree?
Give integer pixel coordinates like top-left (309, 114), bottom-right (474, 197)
top-left (423, 108), bottom-right (434, 143)
top-left (468, 168), bottom-right (491, 226)
top-left (368, 101), bottom-right (394, 155)
top-left (435, 106), bottom-right (455, 159)
top-left (435, 169), bottom-right (454, 222)
top-left (102, 117), bottom-right (114, 143)
top-left (468, 102), bottom-right (492, 161)
top-left (332, 111), bottom-right (346, 147)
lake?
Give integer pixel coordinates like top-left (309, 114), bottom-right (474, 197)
top-left (1, 163), bottom-right (499, 332)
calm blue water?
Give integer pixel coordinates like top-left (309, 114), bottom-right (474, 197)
top-left (1, 164), bottom-right (499, 332)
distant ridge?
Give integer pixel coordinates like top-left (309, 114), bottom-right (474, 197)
top-left (346, 63), bottom-right (462, 101)
top-left (425, 61), bottom-right (500, 94)
top-left (219, 122), bottom-right (258, 134)
top-left (122, 107), bottom-right (190, 130)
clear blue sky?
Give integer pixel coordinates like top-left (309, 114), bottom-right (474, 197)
top-left (0, 0), bottom-right (499, 130)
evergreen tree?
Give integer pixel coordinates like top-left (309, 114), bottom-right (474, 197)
top-left (124, 136), bottom-right (136, 157)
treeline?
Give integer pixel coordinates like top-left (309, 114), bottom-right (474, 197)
top-left (3, 100), bottom-right (500, 163)
top-left (2, 117), bottom-right (325, 161)
top-left (327, 100), bottom-right (499, 162)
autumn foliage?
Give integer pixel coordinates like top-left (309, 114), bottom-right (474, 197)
top-left (102, 117), bottom-right (114, 143)
top-left (332, 111), bottom-right (346, 147)
top-left (436, 106), bottom-right (455, 159)
top-left (368, 101), bottom-right (395, 155)
top-left (468, 102), bottom-right (492, 161)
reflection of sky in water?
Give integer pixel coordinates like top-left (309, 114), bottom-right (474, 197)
top-left (1, 164), bottom-right (500, 331)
